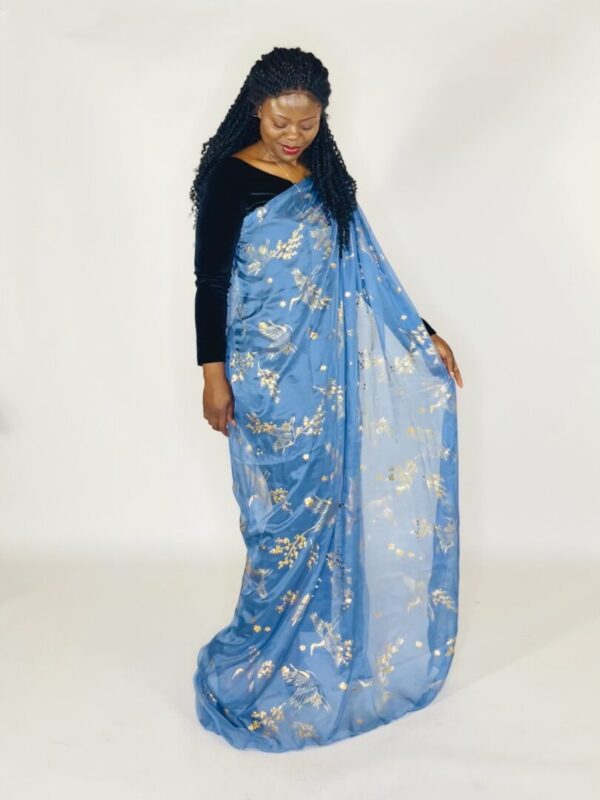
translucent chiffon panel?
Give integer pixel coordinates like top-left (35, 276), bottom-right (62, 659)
top-left (193, 177), bottom-right (459, 752)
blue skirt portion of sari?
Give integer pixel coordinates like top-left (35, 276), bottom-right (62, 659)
top-left (194, 176), bottom-right (460, 752)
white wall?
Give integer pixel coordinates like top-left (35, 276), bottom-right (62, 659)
top-left (2, 0), bottom-right (599, 561)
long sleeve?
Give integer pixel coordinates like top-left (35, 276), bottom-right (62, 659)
top-left (194, 165), bottom-right (245, 365)
top-left (421, 317), bottom-right (436, 336)
top-left (193, 156), bottom-right (438, 365)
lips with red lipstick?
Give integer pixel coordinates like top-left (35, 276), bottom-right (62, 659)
top-left (280, 144), bottom-right (301, 154)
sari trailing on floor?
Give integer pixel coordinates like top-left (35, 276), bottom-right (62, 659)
top-left (193, 175), bottom-right (460, 752)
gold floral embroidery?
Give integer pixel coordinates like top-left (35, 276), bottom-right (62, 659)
top-left (243, 224), bottom-right (305, 276)
top-left (291, 721), bottom-right (319, 739)
top-left (257, 660), bottom-right (275, 679)
top-left (431, 588), bottom-right (457, 612)
top-left (271, 224), bottom-right (304, 260)
top-left (436, 519), bottom-right (457, 553)
top-left (315, 378), bottom-right (345, 419)
top-left (373, 416), bottom-right (393, 436)
top-left (275, 589), bottom-right (300, 613)
top-left (229, 350), bottom-right (255, 382)
top-left (195, 180), bottom-right (459, 749)
top-left (269, 533), bottom-right (309, 569)
top-left (412, 517), bottom-right (435, 539)
top-left (425, 472), bottom-right (446, 498)
top-left (247, 705), bottom-right (285, 733)
top-left (390, 352), bottom-right (418, 374)
top-left (410, 322), bottom-right (431, 345)
top-left (257, 365), bottom-right (281, 402)
top-left (307, 544), bottom-right (320, 568)
top-left (374, 459), bottom-right (419, 492)
top-left (245, 401), bottom-right (326, 452)
top-left (375, 637), bottom-right (406, 685)
top-left (270, 487), bottom-right (292, 512)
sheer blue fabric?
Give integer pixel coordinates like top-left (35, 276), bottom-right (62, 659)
top-left (193, 175), bottom-right (460, 752)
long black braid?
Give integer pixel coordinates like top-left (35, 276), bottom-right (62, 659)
top-left (189, 46), bottom-right (358, 259)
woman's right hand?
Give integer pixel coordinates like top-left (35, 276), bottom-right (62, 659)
top-left (202, 363), bottom-right (237, 436)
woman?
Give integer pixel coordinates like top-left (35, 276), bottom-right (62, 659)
top-left (190, 46), bottom-right (462, 753)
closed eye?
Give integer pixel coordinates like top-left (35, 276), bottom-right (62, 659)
top-left (274, 124), bottom-right (314, 132)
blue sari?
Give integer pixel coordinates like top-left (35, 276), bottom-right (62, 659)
top-left (193, 175), bottom-right (460, 752)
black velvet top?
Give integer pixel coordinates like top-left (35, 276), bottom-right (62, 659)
top-left (194, 155), bottom-right (437, 365)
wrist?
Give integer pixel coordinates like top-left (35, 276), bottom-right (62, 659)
top-left (202, 361), bottom-right (226, 376)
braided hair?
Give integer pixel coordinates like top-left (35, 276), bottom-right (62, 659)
top-left (189, 46), bottom-right (358, 259)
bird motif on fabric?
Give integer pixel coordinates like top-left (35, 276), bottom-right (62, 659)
top-left (193, 171), bottom-right (460, 753)
top-left (289, 267), bottom-right (332, 311)
top-left (308, 611), bottom-right (353, 667)
top-left (257, 320), bottom-right (297, 358)
top-left (280, 663), bottom-right (332, 711)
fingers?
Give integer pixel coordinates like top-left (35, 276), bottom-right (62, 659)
top-left (432, 337), bottom-right (463, 389)
top-left (444, 353), bottom-right (463, 388)
top-left (205, 405), bottom-right (236, 436)
top-left (206, 415), bottom-right (227, 436)
top-left (216, 411), bottom-right (229, 436)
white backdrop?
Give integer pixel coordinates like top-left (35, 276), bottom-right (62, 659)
top-left (2, 1), bottom-right (600, 797)
top-left (3, 1), bottom-right (599, 562)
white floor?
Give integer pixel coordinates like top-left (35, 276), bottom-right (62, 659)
top-left (0, 554), bottom-right (598, 799)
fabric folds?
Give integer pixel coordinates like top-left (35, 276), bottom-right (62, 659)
top-left (193, 176), bottom-right (460, 752)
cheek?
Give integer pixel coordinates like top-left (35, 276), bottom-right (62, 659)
top-left (270, 129), bottom-right (287, 141)
top-left (260, 122), bottom-right (279, 138)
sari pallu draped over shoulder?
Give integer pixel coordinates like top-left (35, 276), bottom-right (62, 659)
top-left (193, 174), bottom-right (460, 752)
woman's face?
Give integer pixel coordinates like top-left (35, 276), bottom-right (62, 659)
top-left (256, 92), bottom-right (321, 162)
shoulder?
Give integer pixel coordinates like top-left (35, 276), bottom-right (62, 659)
top-left (206, 155), bottom-right (244, 181)
top-left (199, 157), bottom-right (242, 202)
top-left (196, 157), bottom-right (246, 229)
top-left (200, 156), bottom-right (247, 199)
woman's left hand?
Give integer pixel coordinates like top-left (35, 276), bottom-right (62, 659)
top-left (430, 334), bottom-right (463, 387)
